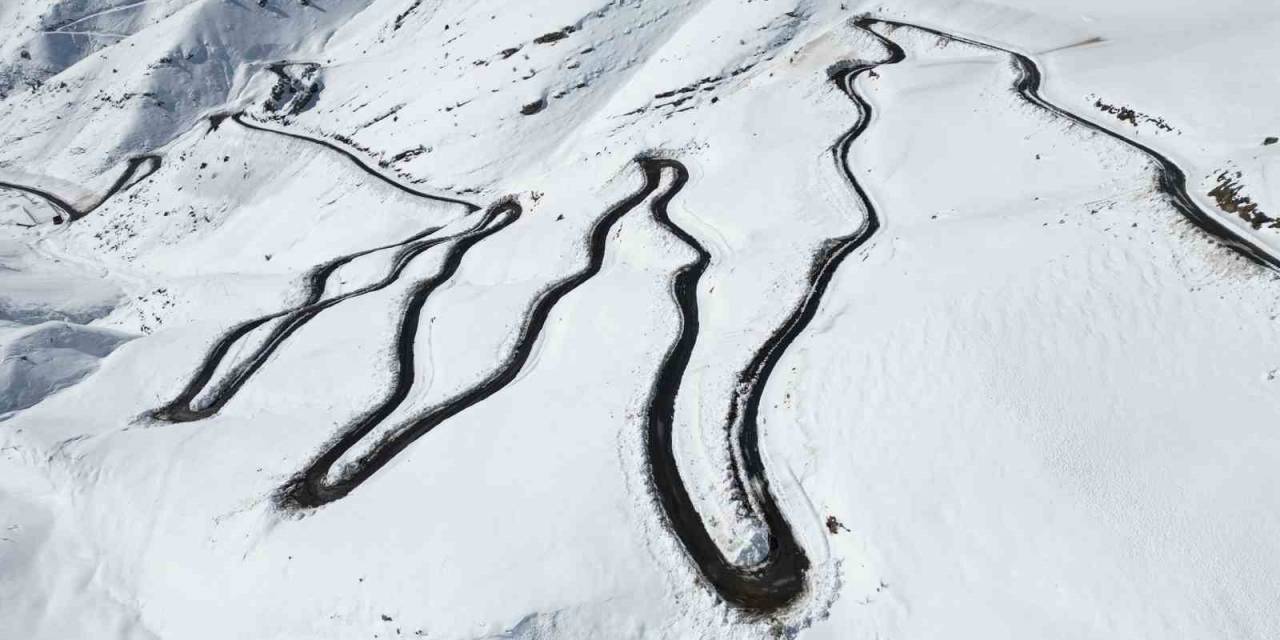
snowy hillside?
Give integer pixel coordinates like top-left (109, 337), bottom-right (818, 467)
top-left (3, 0), bottom-right (1280, 638)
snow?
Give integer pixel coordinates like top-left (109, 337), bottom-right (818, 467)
top-left (0, 320), bottom-right (132, 417)
top-left (2, 0), bottom-right (1280, 638)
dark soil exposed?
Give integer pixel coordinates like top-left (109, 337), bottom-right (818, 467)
top-left (1209, 170), bottom-right (1276, 229)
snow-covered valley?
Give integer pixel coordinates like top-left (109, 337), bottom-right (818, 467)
top-left (3, 0), bottom-right (1280, 638)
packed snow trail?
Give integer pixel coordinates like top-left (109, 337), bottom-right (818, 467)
top-left (0, 154), bottom-right (160, 223)
top-left (865, 17), bottom-right (1280, 271)
top-left (279, 159), bottom-right (686, 508)
top-left (229, 113), bottom-right (481, 213)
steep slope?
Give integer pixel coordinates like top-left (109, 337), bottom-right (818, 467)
top-left (2, 0), bottom-right (1279, 638)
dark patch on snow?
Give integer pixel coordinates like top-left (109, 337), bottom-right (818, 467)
top-left (393, 0), bottom-right (424, 31)
top-left (550, 81), bottom-right (589, 100)
top-left (627, 63), bottom-right (755, 119)
top-left (825, 516), bottom-right (850, 534)
top-left (1091, 95), bottom-right (1176, 133)
top-left (389, 146), bottom-right (430, 164)
top-left (1208, 169), bottom-right (1276, 229)
top-left (533, 26), bottom-right (576, 45)
top-left (354, 104), bottom-right (404, 131)
top-left (207, 113), bottom-right (229, 133)
top-left (520, 98), bottom-right (547, 115)
top-left (263, 62), bottom-right (323, 118)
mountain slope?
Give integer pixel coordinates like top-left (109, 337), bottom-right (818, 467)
top-left (2, 1), bottom-right (1279, 638)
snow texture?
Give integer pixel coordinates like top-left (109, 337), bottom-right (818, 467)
top-left (2, 0), bottom-right (1280, 638)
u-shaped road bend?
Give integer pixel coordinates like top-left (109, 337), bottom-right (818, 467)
top-left (150, 211), bottom-right (505, 423)
top-left (643, 24), bottom-right (906, 614)
top-left (667, 15), bottom-right (1280, 614)
top-left (151, 111), bottom-right (490, 422)
top-left (0, 154), bottom-right (161, 223)
top-left (279, 157), bottom-right (685, 509)
top-left (235, 199), bottom-right (520, 452)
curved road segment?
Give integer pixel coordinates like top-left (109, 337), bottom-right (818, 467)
top-left (641, 21), bottom-right (904, 614)
top-left (230, 113), bottom-right (481, 213)
top-left (866, 17), bottom-right (1280, 271)
top-left (280, 158), bottom-right (686, 508)
top-left (0, 154), bottom-right (160, 224)
top-left (113, 14), bottom-right (1280, 619)
top-left (150, 210), bottom-right (505, 422)
top-left (642, 15), bottom-right (1280, 614)
top-left (152, 114), bottom-right (486, 422)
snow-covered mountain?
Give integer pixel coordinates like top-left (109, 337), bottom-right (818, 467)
top-left (3, 0), bottom-right (1279, 638)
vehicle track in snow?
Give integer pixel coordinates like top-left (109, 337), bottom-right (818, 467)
top-left (865, 17), bottom-right (1280, 271)
top-left (280, 158), bottom-right (684, 508)
top-left (0, 154), bottom-right (160, 224)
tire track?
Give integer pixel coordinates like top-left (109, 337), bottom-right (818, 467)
top-left (280, 158), bottom-right (683, 508)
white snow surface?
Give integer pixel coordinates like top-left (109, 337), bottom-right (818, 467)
top-left (2, 0), bottom-right (1280, 638)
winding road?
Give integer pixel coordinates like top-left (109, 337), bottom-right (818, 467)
top-left (230, 113), bottom-right (481, 213)
top-left (151, 113), bottom-right (487, 422)
top-left (281, 158), bottom-right (686, 508)
top-left (639, 19), bottom-right (905, 614)
top-left (641, 15), bottom-right (1280, 614)
top-left (150, 209), bottom-right (508, 422)
top-left (140, 13), bottom-right (1280, 619)
top-left (0, 154), bottom-right (160, 224)
top-left (865, 17), bottom-right (1280, 271)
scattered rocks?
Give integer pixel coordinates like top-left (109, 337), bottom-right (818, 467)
top-left (1091, 95), bottom-right (1176, 133)
top-left (262, 62), bottom-right (323, 118)
top-left (1208, 169), bottom-right (1276, 229)
top-left (393, 0), bottom-right (423, 31)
